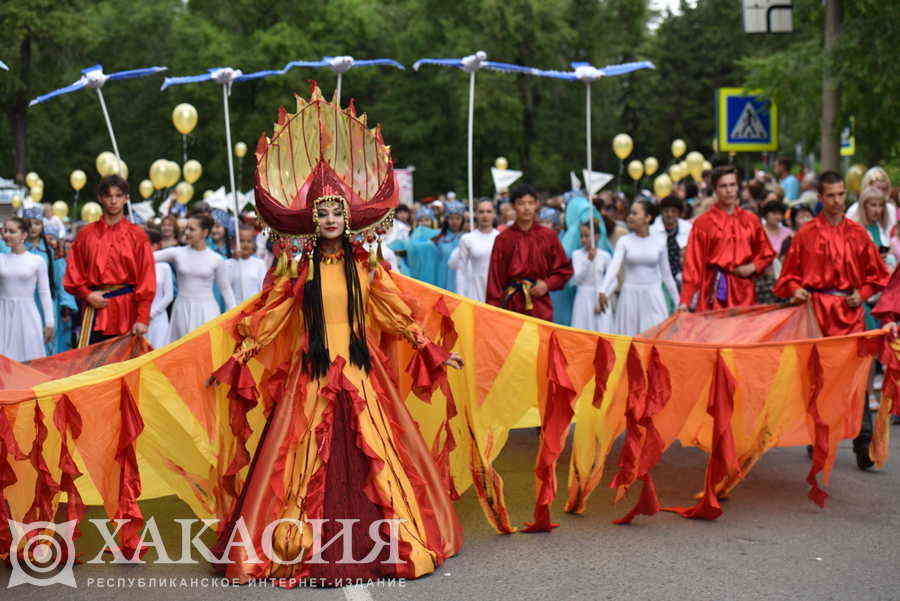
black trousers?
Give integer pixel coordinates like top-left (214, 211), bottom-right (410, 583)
top-left (853, 392), bottom-right (873, 450)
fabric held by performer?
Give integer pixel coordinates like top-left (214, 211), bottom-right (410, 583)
top-left (486, 184), bottom-right (573, 321)
top-left (64, 176), bottom-right (156, 343)
top-left (679, 165), bottom-right (775, 311)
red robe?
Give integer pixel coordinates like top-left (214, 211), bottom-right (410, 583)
top-left (64, 218), bottom-right (156, 335)
top-left (773, 215), bottom-right (888, 336)
top-left (873, 268), bottom-right (900, 324)
top-left (486, 223), bottom-right (573, 321)
top-left (680, 204), bottom-right (776, 310)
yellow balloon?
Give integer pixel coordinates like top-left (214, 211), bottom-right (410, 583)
top-left (70, 169), bottom-right (87, 191)
top-left (114, 158), bottom-right (128, 180)
top-left (175, 181), bottom-right (194, 205)
top-left (96, 151), bottom-right (118, 176)
top-left (685, 151), bottom-right (704, 171)
top-left (30, 186), bottom-right (44, 202)
top-left (149, 159), bottom-right (168, 190)
top-left (183, 159), bottom-right (202, 184)
top-left (11, 194), bottom-right (22, 209)
top-left (139, 179), bottom-right (154, 199)
top-left (203, 190), bottom-right (213, 199)
top-left (643, 157), bottom-right (658, 176)
top-left (702, 160), bottom-right (712, 172)
top-left (234, 142), bottom-right (248, 159)
top-left (25, 172), bottom-right (40, 188)
top-left (668, 164), bottom-right (684, 183)
top-left (654, 174), bottom-right (673, 198)
top-left (846, 164), bottom-right (866, 193)
top-left (627, 160), bottom-right (644, 181)
top-left (172, 103), bottom-right (198, 135)
top-left (612, 133), bottom-right (633, 160)
top-left (494, 156), bottom-right (508, 170)
top-left (166, 161), bottom-right (181, 188)
top-left (52, 200), bottom-right (69, 219)
top-left (81, 201), bottom-right (102, 223)
top-left (671, 139), bottom-right (686, 158)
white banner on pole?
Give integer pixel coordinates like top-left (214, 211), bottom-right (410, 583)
top-left (582, 169), bottom-right (614, 196)
top-left (491, 167), bottom-right (522, 193)
top-left (569, 171), bottom-right (582, 191)
top-left (394, 167), bottom-right (415, 206)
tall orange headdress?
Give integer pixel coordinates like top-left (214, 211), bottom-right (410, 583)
top-left (254, 83), bottom-right (397, 257)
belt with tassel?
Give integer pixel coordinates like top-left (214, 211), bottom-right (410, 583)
top-left (77, 284), bottom-right (135, 348)
top-left (504, 278), bottom-right (535, 311)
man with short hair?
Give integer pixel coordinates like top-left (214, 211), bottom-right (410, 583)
top-left (486, 184), bottom-right (572, 321)
top-left (774, 156), bottom-right (800, 201)
top-left (678, 165), bottom-right (776, 312)
top-left (64, 175), bottom-right (156, 346)
top-left (774, 170), bottom-right (889, 469)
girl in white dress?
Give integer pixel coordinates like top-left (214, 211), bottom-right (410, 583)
top-left (0, 217), bottom-right (54, 361)
top-left (598, 200), bottom-right (678, 336)
top-left (448, 200), bottom-right (499, 302)
top-left (154, 214), bottom-right (236, 344)
top-left (571, 223), bottom-right (613, 333)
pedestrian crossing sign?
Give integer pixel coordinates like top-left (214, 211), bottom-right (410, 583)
top-left (716, 88), bottom-right (778, 152)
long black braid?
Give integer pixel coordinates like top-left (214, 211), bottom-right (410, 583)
top-left (301, 237), bottom-right (371, 379)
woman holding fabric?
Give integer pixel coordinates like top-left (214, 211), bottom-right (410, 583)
top-left (597, 200), bottom-right (679, 336)
top-left (211, 85), bottom-right (463, 586)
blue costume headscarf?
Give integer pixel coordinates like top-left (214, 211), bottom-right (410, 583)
top-left (391, 206), bottom-right (442, 285)
top-left (433, 200), bottom-right (466, 293)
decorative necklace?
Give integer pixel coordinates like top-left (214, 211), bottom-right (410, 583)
top-left (320, 249), bottom-right (344, 264)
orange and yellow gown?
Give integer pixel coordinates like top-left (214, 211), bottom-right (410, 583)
top-left (212, 251), bottom-right (461, 586)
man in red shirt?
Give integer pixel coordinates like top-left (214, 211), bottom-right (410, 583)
top-left (678, 165), bottom-right (775, 312)
top-left (774, 170), bottom-right (889, 469)
top-left (64, 175), bottom-right (156, 346)
top-left (486, 184), bottom-right (573, 321)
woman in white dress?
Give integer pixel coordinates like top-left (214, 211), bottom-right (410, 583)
top-left (145, 230), bottom-right (175, 349)
top-left (226, 224), bottom-right (268, 304)
top-left (598, 200), bottom-right (678, 336)
top-left (571, 223), bottom-right (613, 333)
top-left (448, 200), bottom-right (499, 302)
top-left (0, 217), bottom-right (54, 361)
top-left (154, 214), bottom-right (236, 344)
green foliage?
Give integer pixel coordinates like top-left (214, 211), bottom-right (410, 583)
top-left (741, 0), bottom-right (900, 166)
top-left (1, 0), bottom-right (894, 210)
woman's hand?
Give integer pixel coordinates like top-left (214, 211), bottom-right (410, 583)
top-left (43, 326), bottom-right (54, 343)
top-left (444, 352), bottom-right (464, 369)
top-left (595, 292), bottom-right (608, 314)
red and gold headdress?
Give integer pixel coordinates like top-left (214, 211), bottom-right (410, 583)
top-left (254, 83), bottom-right (397, 259)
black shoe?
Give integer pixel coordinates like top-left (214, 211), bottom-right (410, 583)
top-left (854, 446), bottom-right (875, 471)
top-left (805, 444), bottom-right (813, 459)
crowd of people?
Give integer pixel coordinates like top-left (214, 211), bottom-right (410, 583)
top-left (2, 160), bottom-right (898, 369)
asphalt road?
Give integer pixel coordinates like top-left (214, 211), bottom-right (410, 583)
top-left (3, 428), bottom-right (899, 601)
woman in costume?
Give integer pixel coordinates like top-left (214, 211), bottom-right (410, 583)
top-left (392, 206), bottom-right (441, 285)
top-left (570, 222), bottom-right (613, 333)
top-left (0, 217), bottom-right (54, 361)
top-left (448, 199), bottom-right (499, 302)
top-left (154, 214), bottom-right (236, 344)
top-left (597, 200), bottom-right (678, 336)
top-left (211, 86), bottom-right (463, 586)
top-left (433, 200), bottom-right (465, 293)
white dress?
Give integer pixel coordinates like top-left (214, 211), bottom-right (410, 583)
top-left (570, 248), bottom-right (614, 333)
top-left (147, 263), bottom-right (174, 349)
top-left (599, 233), bottom-right (679, 336)
top-left (154, 246), bottom-right (236, 344)
top-left (226, 256), bottom-right (267, 304)
top-left (0, 252), bottom-right (54, 361)
top-left (448, 228), bottom-right (499, 302)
